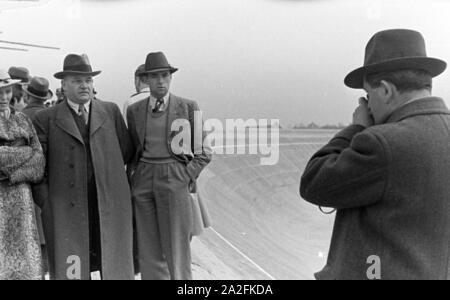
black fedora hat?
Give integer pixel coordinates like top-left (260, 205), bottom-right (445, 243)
top-left (24, 76), bottom-right (53, 100)
top-left (344, 29), bottom-right (447, 89)
top-left (54, 54), bottom-right (101, 79)
top-left (139, 52), bottom-right (178, 75)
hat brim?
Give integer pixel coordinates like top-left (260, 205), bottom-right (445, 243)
top-left (54, 70), bottom-right (102, 80)
top-left (0, 79), bottom-right (22, 89)
top-left (138, 67), bottom-right (178, 76)
top-left (24, 87), bottom-right (54, 100)
top-left (344, 57), bottom-right (447, 89)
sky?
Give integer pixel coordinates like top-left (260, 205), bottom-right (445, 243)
top-left (1, 0), bottom-right (450, 127)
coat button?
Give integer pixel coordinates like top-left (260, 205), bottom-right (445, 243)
top-left (69, 164), bottom-right (74, 169)
top-left (70, 203), bottom-right (75, 207)
top-left (70, 182), bottom-right (75, 188)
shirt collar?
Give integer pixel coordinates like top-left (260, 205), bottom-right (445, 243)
top-left (67, 99), bottom-right (91, 114)
top-left (149, 93), bottom-right (170, 111)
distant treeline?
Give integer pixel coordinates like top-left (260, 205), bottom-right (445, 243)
top-left (292, 122), bottom-right (348, 129)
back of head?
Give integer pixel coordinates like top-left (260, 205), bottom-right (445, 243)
top-left (365, 69), bottom-right (432, 95)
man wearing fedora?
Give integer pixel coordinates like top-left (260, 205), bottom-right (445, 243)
top-left (22, 77), bottom-right (53, 121)
top-left (22, 76), bottom-right (54, 278)
top-left (8, 66), bottom-right (31, 112)
top-left (300, 29), bottom-right (450, 279)
top-left (34, 54), bottom-right (135, 280)
top-left (123, 64), bottom-right (150, 122)
top-left (127, 52), bottom-right (212, 280)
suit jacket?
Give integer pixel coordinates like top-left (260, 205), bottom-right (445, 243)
top-left (300, 97), bottom-right (450, 280)
top-left (127, 93), bottom-right (212, 193)
top-left (127, 94), bottom-right (213, 232)
top-left (34, 99), bottom-right (135, 280)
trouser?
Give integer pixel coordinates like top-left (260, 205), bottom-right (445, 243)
top-left (132, 161), bottom-right (194, 280)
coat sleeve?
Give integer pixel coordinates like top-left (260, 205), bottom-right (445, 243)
top-left (0, 146), bottom-right (33, 176)
top-left (185, 101), bottom-right (212, 181)
top-left (7, 117), bottom-right (45, 185)
top-left (300, 125), bottom-right (389, 209)
top-left (113, 103), bottom-right (134, 165)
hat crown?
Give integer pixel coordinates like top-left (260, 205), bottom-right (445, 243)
top-left (144, 52), bottom-right (173, 72)
top-left (8, 66), bottom-right (30, 82)
top-left (29, 77), bottom-right (49, 93)
top-left (364, 29), bottom-right (427, 66)
top-left (63, 54), bottom-right (94, 73)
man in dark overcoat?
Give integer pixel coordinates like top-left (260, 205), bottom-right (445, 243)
top-left (300, 29), bottom-right (450, 279)
top-left (34, 54), bottom-right (135, 280)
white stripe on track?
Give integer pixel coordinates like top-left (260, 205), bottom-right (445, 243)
top-left (209, 227), bottom-right (276, 280)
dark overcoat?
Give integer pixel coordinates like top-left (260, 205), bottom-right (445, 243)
top-left (300, 97), bottom-right (450, 280)
top-left (34, 99), bottom-right (134, 280)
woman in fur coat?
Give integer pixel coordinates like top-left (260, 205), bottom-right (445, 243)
top-left (0, 69), bottom-right (45, 280)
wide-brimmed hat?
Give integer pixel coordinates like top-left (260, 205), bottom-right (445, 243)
top-left (0, 69), bottom-right (21, 89)
top-left (8, 66), bottom-right (31, 85)
top-left (54, 54), bottom-right (101, 79)
top-left (344, 29), bottom-right (447, 89)
top-left (24, 76), bottom-right (53, 100)
top-left (139, 52), bottom-right (178, 75)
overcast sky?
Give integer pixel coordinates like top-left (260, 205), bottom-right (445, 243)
top-left (1, 0), bottom-right (450, 127)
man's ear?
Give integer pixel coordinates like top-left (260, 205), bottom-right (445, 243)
top-left (380, 80), bottom-right (395, 104)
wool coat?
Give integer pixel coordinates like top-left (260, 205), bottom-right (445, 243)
top-left (300, 97), bottom-right (450, 280)
top-left (0, 109), bottom-right (45, 280)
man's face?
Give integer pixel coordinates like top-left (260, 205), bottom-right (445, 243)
top-left (146, 71), bottom-right (172, 99)
top-left (62, 75), bottom-right (94, 104)
top-left (363, 80), bottom-right (391, 125)
top-left (0, 86), bottom-right (12, 110)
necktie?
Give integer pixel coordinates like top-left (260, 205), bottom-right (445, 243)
top-left (153, 98), bottom-right (164, 113)
top-left (78, 104), bottom-right (88, 125)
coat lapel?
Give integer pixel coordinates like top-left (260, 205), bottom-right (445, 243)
top-left (166, 94), bottom-right (184, 140)
top-left (55, 100), bottom-right (84, 145)
top-left (89, 100), bottom-right (107, 137)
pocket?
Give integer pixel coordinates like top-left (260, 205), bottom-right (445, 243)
top-left (171, 163), bottom-right (191, 185)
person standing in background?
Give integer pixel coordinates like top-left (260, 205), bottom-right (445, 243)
top-left (123, 64), bottom-right (150, 122)
top-left (0, 69), bottom-right (45, 280)
top-left (34, 54), bottom-right (135, 280)
top-left (127, 52), bottom-right (212, 280)
top-left (8, 66), bottom-right (31, 112)
top-left (21, 76), bottom-right (54, 279)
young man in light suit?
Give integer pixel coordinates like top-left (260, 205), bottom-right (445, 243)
top-left (127, 52), bottom-right (212, 280)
